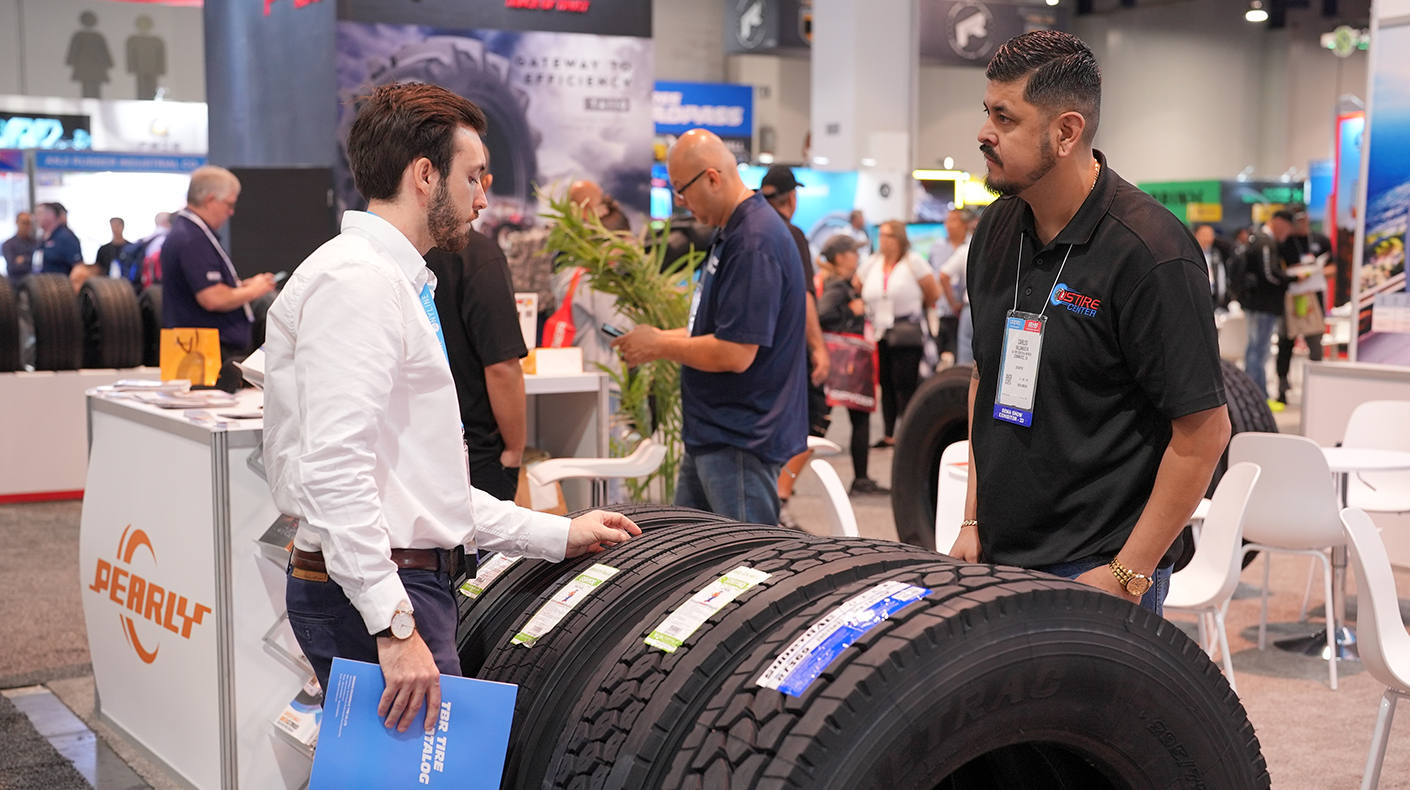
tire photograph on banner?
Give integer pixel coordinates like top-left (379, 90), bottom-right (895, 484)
top-left (334, 23), bottom-right (654, 240)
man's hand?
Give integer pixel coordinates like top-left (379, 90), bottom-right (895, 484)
top-left (243, 272), bottom-right (277, 297)
top-left (947, 523), bottom-right (981, 562)
top-left (811, 346), bottom-right (830, 386)
top-left (500, 448), bottom-right (523, 469)
top-left (376, 631), bottom-right (441, 734)
top-left (1073, 564), bottom-right (1142, 605)
top-left (612, 325), bottom-right (664, 366)
top-left (565, 510), bottom-right (642, 558)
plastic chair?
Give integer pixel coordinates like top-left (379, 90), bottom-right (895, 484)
top-left (807, 436), bottom-right (843, 456)
top-left (1164, 463), bottom-right (1262, 692)
top-left (1229, 432), bottom-right (1346, 689)
top-left (935, 440), bottom-right (969, 554)
top-left (1340, 507), bottom-right (1410, 790)
top-left (1344, 401), bottom-right (1410, 514)
top-left (809, 459), bottom-right (859, 537)
top-left (528, 438), bottom-right (667, 507)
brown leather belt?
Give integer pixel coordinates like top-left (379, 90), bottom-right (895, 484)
top-left (291, 547), bottom-right (462, 582)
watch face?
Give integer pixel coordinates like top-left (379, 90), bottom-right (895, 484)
top-left (1126, 576), bottom-right (1152, 596)
top-left (390, 609), bottom-right (415, 639)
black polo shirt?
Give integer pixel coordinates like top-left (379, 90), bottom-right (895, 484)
top-left (966, 150), bottom-right (1225, 569)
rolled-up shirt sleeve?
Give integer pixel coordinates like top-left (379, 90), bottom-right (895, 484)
top-left (288, 262), bottom-right (410, 635)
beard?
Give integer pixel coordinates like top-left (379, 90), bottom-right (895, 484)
top-left (427, 178), bottom-right (472, 253)
top-left (983, 136), bottom-right (1057, 198)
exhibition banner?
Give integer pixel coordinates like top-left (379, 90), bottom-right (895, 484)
top-left (653, 81), bottom-right (753, 161)
top-left (1355, 23), bottom-right (1410, 364)
top-left (337, 0), bottom-right (652, 38)
top-left (335, 23), bottom-right (654, 234)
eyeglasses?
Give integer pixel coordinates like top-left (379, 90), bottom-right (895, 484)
top-left (673, 168), bottom-right (712, 201)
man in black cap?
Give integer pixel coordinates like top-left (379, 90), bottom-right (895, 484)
top-left (1238, 209), bottom-right (1295, 402)
top-left (760, 165), bottom-right (833, 524)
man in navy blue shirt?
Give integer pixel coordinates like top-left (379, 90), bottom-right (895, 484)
top-left (614, 129), bottom-right (807, 525)
top-left (161, 166), bottom-right (276, 360)
top-left (34, 203), bottom-right (83, 276)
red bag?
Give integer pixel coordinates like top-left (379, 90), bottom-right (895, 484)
top-left (823, 332), bottom-right (877, 412)
top-left (543, 268), bottom-right (584, 349)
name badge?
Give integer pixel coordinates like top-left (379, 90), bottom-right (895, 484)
top-left (993, 310), bottom-right (1046, 427)
top-left (874, 296), bottom-right (895, 330)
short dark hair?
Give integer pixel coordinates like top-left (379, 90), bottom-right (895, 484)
top-left (38, 202), bottom-right (66, 217)
top-left (986, 31), bottom-right (1101, 143)
top-left (346, 82), bottom-right (487, 203)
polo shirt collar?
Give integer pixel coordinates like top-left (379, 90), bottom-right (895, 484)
top-left (341, 210), bottom-right (432, 288)
top-left (721, 191), bottom-right (765, 238)
top-left (1018, 148), bottom-right (1116, 251)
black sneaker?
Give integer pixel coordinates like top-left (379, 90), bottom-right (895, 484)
top-left (849, 478), bottom-right (889, 496)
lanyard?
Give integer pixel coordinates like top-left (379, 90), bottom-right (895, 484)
top-left (1011, 235), bottom-right (1075, 316)
top-left (418, 283), bottom-right (450, 363)
top-left (178, 209), bottom-right (254, 322)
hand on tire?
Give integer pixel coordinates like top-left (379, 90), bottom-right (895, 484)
top-left (1074, 565), bottom-right (1142, 604)
top-left (947, 524), bottom-right (981, 562)
top-left (376, 631), bottom-right (441, 734)
top-left (565, 510), bottom-right (642, 557)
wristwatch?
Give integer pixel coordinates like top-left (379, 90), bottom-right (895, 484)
top-left (376, 602), bottom-right (416, 640)
top-left (1108, 557), bottom-right (1152, 597)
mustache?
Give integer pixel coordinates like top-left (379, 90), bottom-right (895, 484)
top-left (980, 144), bottom-right (1001, 166)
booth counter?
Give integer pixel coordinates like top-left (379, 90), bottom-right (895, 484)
top-left (79, 371), bottom-right (610, 790)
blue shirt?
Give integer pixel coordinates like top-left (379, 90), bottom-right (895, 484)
top-left (160, 213), bottom-right (252, 348)
top-left (40, 224), bottom-right (83, 275)
top-left (681, 192), bottom-right (808, 465)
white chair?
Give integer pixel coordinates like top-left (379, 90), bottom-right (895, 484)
top-left (807, 436), bottom-right (843, 456)
top-left (935, 440), bottom-right (969, 554)
top-left (1164, 463), bottom-right (1262, 692)
top-left (528, 438), bottom-right (667, 506)
top-left (1344, 401), bottom-right (1410, 514)
top-left (809, 459), bottom-right (859, 537)
top-left (1229, 432), bottom-right (1346, 689)
top-left (1339, 508), bottom-right (1410, 790)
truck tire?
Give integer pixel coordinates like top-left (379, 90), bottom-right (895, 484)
top-left (891, 365), bottom-right (973, 549)
top-left (455, 505), bottom-right (736, 676)
top-left (545, 539), bottom-right (944, 790)
top-left (478, 522), bottom-right (818, 789)
top-left (663, 563), bottom-right (1271, 790)
top-left (0, 277), bottom-right (19, 372)
top-left (80, 277), bottom-right (144, 369)
top-left (138, 286), bottom-right (162, 367)
top-left (18, 274), bottom-right (82, 371)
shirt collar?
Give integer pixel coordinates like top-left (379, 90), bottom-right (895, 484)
top-left (721, 192), bottom-right (765, 238)
top-left (341, 210), bottom-right (432, 289)
top-left (1018, 148), bottom-right (1116, 251)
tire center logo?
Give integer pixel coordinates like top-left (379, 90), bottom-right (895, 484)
top-left (946, 2), bottom-right (996, 61)
top-left (88, 525), bottom-right (211, 664)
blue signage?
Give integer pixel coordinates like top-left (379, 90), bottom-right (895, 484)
top-left (653, 81), bottom-right (753, 139)
top-left (35, 151), bottom-right (206, 174)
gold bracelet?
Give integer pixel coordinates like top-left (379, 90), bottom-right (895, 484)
top-left (959, 519), bottom-right (979, 529)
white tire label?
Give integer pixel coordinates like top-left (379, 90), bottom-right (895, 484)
top-left (755, 580), bottom-right (930, 697)
top-left (511, 563), bottom-right (619, 647)
top-left (645, 567), bottom-right (772, 653)
top-left (457, 553), bottom-right (521, 600)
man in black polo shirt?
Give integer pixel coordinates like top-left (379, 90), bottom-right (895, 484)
top-left (953, 31), bottom-right (1230, 614)
top-left (614, 129), bottom-right (807, 526)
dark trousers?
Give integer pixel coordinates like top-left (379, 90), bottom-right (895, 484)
top-left (471, 455), bottom-right (520, 502)
top-left (936, 315), bottom-right (959, 357)
top-left (285, 564), bottom-right (462, 693)
top-left (877, 339), bottom-right (922, 439)
top-left (848, 408), bottom-right (871, 480)
top-left (1276, 330), bottom-right (1324, 382)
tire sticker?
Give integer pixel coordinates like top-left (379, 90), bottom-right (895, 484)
top-left (511, 563), bottom-right (620, 647)
top-left (457, 553), bottom-right (521, 600)
top-left (755, 580), bottom-right (930, 697)
top-left (645, 567), bottom-right (772, 653)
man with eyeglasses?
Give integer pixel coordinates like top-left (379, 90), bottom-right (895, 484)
top-left (613, 129), bottom-right (808, 526)
top-left (161, 165), bottom-right (277, 366)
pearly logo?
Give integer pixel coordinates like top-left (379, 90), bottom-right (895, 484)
top-left (88, 525), bottom-right (211, 664)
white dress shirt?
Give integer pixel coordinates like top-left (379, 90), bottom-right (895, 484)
top-left (262, 211), bottom-right (570, 634)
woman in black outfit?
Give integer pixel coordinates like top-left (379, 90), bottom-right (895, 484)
top-left (816, 235), bottom-right (887, 495)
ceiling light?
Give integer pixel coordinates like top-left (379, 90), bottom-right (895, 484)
top-left (1246, 1), bottom-right (1268, 22)
top-left (757, 152), bottom-right (775, 164)
top-left (1046, 0), bottom-right (1059, 6)
top-left (943, 156), bottom-right (954, 170)
top-left (860, 157), bottom-right (878, 167)
top-left (812, 156), bottom-right (830, 166)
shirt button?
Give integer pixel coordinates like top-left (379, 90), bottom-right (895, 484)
top-left (1025, 287), bottom-right (1033, 295)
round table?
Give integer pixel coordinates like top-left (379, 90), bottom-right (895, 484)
top-left (1274, 447), bottom-right (1410, 661)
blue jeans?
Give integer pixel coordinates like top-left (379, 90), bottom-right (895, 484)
top-left (286, 561), bottom-right (464, 693)
top-left (1244, 310), bottom-right (1279, 398)
top-left (1032, 555), bottom-right (1172, 616)
top-left (675, 447), bottom-right (782, 525)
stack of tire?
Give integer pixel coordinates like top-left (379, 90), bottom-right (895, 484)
top-left (0, 274), bottom-right (151, 371)
top-left (455, 503), bottom-right (1271, 789)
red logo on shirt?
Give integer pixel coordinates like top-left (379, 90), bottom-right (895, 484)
top-left (1049, 283), bottom-right (1101, 317)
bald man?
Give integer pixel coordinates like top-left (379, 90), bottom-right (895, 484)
top-left (613, 130), bottom-right (808, 526)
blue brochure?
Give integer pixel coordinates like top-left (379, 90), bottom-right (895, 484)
top-left (309, 658), bottom-right (517, 790)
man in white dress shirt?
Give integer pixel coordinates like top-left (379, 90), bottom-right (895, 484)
top-left (263, 82), bottom-right (640, 736)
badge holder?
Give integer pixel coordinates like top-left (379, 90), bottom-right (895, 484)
top-left (993, 310), bottom-right (1046, 427)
